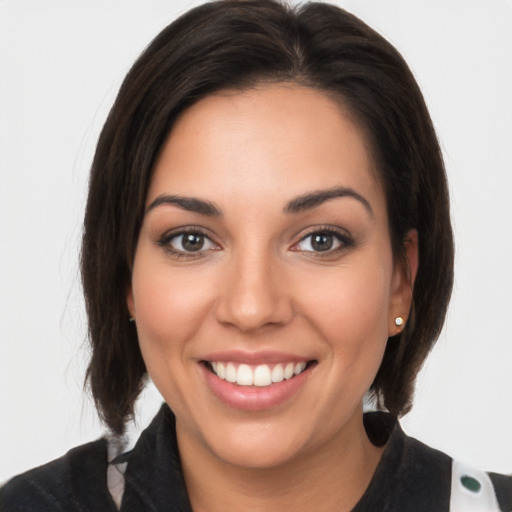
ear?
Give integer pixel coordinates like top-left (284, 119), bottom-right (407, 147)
top-left (127, 285), bottom-right (136, 320)
top-left (388, 229), bottom-right (419, 336)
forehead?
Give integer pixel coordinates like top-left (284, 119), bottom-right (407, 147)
top-left (148, 84), bottom-right (384, 216)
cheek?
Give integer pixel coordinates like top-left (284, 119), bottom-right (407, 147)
top-left (132, 259), bottom-right (215, 351)
top-left (296, 256), bottom-right (392, 367)
top-left (285, 256), bottom-right (393, 437)
top-left (130, 257), bottom-right (218, 415)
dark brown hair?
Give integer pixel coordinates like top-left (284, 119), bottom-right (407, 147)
top-left (82, 0), bottom-right (454, 435)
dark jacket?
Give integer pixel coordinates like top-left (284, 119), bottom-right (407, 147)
top-left (1, 405), bottom-right (511, 511)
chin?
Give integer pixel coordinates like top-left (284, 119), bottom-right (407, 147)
top-left (194, 415), bottom-right (320, 470)
top-left (212, 436), bottom-right (304, 469)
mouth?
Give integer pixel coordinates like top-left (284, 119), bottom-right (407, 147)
top-left (203, 360), bottom-right (316, 387)
top-left (200, 354), bottom-right (317, 410)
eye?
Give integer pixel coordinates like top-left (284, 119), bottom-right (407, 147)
top-left (158, 228), bottom-right (219, 256)
top-left (292, 228), bottom-right (353, 254)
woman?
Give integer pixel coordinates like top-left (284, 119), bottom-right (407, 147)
top-left (1, 1), bottom-right (510, 510)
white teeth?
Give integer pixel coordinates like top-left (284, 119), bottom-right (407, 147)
top-left (237, 364), bottom-right (253, 386)
top-left (210, 361), bottom-right (309, 387)
top-left (284, 362), bottom-right (295, 380)
top-left (254, 365), bottom-right (272, 386)
top-left (294, 362), bottom-right (307, 375)
top-left (225, 363), bottom-right (237, 383)
top-left (271, 364), bottom-right (284, 383)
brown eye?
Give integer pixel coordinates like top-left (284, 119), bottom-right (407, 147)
top-left (296, 232), bottom-right (340, 253)
top-left (310, 233), bottom-right (334, 252)
top-left (181, 233), bottom-right (205, 252)
top-left (167, 231), bottom-right (217, 253)
top-left (293, 229), bottom-right (353, 255)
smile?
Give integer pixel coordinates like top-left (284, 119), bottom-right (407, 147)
top-left (201, 355), bottom-right (316, 410)
top-left (208, 361), bottom-right (308, 387)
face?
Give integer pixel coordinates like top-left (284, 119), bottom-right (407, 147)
top-left (128, 84), bottom-right (414, 470)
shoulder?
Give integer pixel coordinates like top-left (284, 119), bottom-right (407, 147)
top-left (399, 426), bottom-right (512, 511)
top-left (489, 471), bottom-right (512, 511)
top-left (403, 430), bottom-right (512, 511)
top-left (450, 460), bottom-right (512, 512)
top-left (0, 438), bottom-right (118, 512)
top-left (356, 413), bottom-right (453, 510)
top-left (358, 412), bottom-right (512, 511)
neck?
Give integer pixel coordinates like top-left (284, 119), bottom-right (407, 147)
top-left (177, 411), bottom-right (384, 512)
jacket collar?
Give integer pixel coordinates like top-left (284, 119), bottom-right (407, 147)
top-left (119, 404), bottom-right (451, 511)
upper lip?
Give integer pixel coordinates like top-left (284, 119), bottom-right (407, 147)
top-left (200, 350), bottom-right (314, 365)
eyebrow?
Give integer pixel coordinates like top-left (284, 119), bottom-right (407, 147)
top-left (146, 186), bottom-right (372, 218)
top-left (146, 194), bottom-right (222, 216)
top-left (284, 187), bottom-right (373, 216)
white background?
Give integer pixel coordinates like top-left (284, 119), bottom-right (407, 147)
top-left (1, 0), bottom-right (511, 483)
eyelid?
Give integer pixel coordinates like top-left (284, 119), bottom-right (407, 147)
top-left (157, 225), bottom-right (221, 256)
top-left (290, 225), bottom-right (354, 254)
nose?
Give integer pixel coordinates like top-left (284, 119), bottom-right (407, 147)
top-left (214, 250), bottom-right (294, 332)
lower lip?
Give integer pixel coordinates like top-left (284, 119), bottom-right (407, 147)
top-left (201, 364), bottom-right (313, 411)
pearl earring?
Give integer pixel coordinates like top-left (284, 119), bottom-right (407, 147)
top-left (394, 316), bottom-right (404, 327)
top-left (129, 317), bottom-right (136, 323)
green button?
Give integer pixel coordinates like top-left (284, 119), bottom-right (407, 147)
top-left (461, 475), bottom-right (481, 493)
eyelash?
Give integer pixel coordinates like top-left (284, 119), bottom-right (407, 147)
top-left (156, 226), bottom-right (219, 259)
top-left (156, 225), bottom-right (354, 259)
top-left (291, 226), bottom-right (354, 256)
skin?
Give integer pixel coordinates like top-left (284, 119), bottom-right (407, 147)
top-left (127, 83), bottom-right (417, 512)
